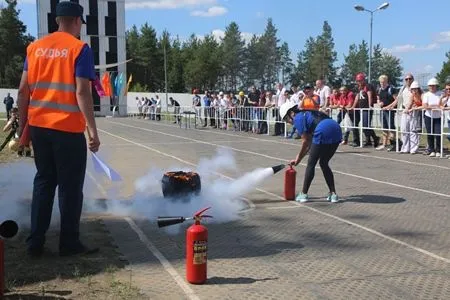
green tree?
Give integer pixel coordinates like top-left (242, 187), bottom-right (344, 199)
top-left (259, 18), bottom-right (280, 89)
top-left (340, 40), bottom-right (369, 88)
top-left (278, 42), bottom-right (294, 84)
top-left (184, 34), bottom-right (221, 91)
top-left (377, 52), bottom-right (403, 87)
top-left (167, 37), bottom-right (186, 92)
top-left (126, 25), bottom-right (145, 89)
top-left (221, 22), bottom-right (246, 91)
top-left (292, 21), bottom-right (337, 86)
top-left (370, 43), bottom-right (383, 85)
top-left (436, 51), bottom-right (450, 88)
top-left (0, 0), bottom-right (34, 88)
top-left (311, 21), bottom-right (338, 84)
top-left (243, 35), bottom-right (265, 89)
top-left (140, 23), bottom-right (162, 91)
top-left (292, 37), bottom-right (316, 85)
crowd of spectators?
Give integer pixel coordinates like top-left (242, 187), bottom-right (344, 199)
top-left (136, 73), bottom-right (450, 159)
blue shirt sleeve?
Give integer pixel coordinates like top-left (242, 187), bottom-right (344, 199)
top-left (23, 57), bottom-right (28, 71)
top-left (75, 44), bottom-right (96, 81)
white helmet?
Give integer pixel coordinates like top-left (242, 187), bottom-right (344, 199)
top-left (279, 102), bottom-right (298, 120)
top-left (410, 81), bottom-right (420, 89)
top-left (427, 78), bottom-right (439, 86)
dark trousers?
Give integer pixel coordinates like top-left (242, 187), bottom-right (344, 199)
top-left (27, 126), bottom-right (87, 250)
top-left (273, 108), bottom-right (284, 135)
top-left (348, 110), bottom-right (361, 144)
top-left (303, 143), bottom-right (339, 194)
top-left (362, 110), bottom-right (377, 141)
top-left (6, 107), bottom-right (11, 120)
top-left (424, 116), bottom-right (441, 152)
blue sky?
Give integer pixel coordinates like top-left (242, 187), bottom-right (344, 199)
top-left (7, 0), bottom-right (450, 78)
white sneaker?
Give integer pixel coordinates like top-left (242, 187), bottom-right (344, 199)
top-left (376, 145), bottom-right (385, 150)
top-left (435, 153), bottom-right (441, 158)
top-left (429, 152), bottom-right (436, 157)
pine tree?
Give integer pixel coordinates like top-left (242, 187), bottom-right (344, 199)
top-left (340, 41), bottom-right (369, 89)
top-left (278, 42), bottom-right (294, 84)
top-left (244, 35), bottom-right (265, 89)
top-left (221, 22), bottom-right (245, 91)
top-left (0, 0), bottom-right (34, 88)
top-left (259, 18), bottom-right (280, 89)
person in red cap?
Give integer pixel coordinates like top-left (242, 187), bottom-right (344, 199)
top-left (349, 73), bottom-right (380, 147)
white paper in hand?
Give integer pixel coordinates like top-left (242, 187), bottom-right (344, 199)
top-left (91, 152), bottom-right (122, 182)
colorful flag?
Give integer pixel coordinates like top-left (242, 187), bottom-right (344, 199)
top-left (101, 72), bottom-right (112, 96)
top-left (91, 152), bottom-right (122, 182)
top-left (124, 74), bottom-right (133, 96)
top-left (93, 76), bottom-right (106, 97)
top-left (117, 72), bottom-right (125, 96)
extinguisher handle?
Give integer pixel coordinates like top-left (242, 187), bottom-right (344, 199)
top-left (193, 206), bottom-right (212, 218)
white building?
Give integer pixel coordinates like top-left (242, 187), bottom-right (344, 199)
top-left (36, 0), bottom-right (127, 116)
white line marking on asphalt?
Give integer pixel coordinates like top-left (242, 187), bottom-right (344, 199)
top-left (106, 121), bottom-right (450, 199)
top-left (86, 171), bottom-right (201, 300)
top-left (127, 118), bottom-right (450, 171)
top-left (125, 217), bottom-right (201, 300)
top-left (265, 205), bottom-right (305, 210)
top-left (99, 126), bottom-right (450, 264)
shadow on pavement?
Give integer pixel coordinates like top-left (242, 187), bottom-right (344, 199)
top-left (206, 276), bottom-right (278, 285)
top-left (342, 194), bottom-right (406, 204)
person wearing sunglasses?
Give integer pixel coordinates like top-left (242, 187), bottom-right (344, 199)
top-left (280, 102), bottom-right (342, 203)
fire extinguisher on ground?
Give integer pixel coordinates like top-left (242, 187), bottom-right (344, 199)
top-left (157, 207), bottom-right (213, 285)
top-left (284, 165), bottom-right (297, 200)
top-left (0, 220), bottom-right (19, 298)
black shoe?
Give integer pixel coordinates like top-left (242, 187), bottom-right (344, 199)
top-left (25, 151), bottom-right (32, 157)
top-left (59, 243), bottom-right (99, 257)
top-left (373, 136), bottom-right (380, 148)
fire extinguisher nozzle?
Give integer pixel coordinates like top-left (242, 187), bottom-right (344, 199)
top-left (156, 217), bottom-right (187, 228)
top-left (271, 164), bottom-right (285, 174)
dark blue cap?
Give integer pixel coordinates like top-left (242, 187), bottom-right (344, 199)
top-left (56, 1), bottom-right (86, 24)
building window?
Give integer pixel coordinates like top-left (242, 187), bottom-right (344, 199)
top-left (86, 15), bottom-right (98, 35)
top-left (89, 0), bottom-right (98, 16)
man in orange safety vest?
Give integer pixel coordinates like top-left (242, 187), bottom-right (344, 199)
top-left (17, 1), bottom-right (100, 258)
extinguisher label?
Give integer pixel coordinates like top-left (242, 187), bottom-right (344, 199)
top-left (193, 240), bottom-right (207, 265)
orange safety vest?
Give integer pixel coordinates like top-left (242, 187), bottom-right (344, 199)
top-left (26, 31), bottom-right (86, 133)
top-left (302, 95), bottom-right (320, 110)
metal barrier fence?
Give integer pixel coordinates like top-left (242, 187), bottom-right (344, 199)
top-left (112, 104), bottom-right (450, 157)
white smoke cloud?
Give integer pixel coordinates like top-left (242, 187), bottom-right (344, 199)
top-left (0, 148), bottom-right (281, 236)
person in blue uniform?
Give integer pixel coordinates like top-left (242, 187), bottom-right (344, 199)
top-left (280, 102), bottom-right (342, 203)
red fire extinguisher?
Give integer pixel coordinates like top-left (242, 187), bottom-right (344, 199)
top-left (186, 207), bottom-right (212, 284)
top-left (284, 165), bottom-right (297, 200)
top-left (0, 220), bottom-right (19, 298)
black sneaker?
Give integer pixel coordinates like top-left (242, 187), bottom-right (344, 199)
top-left (59, 243), bottom-right (99, 257)
top-left (25, 151), bottom-right (32, 157)
top-left (373, 136), bottom-right (380, 148)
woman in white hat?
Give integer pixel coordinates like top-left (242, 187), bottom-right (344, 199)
top-left (280, 103), bottom-right (342, 203)
top-left (422, 78), bottom-right (443, 157)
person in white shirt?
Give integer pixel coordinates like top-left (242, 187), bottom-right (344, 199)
top-left (422, 78), bottom-right (443, 157)
top-left (290, 84), bottom-right (305, 105)
top-left (273, 83), bottom-right (286, 136)
top-left (440, 82), bottom-right (450, 159)
top-left (315, 79), bottom-right (331, 109)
